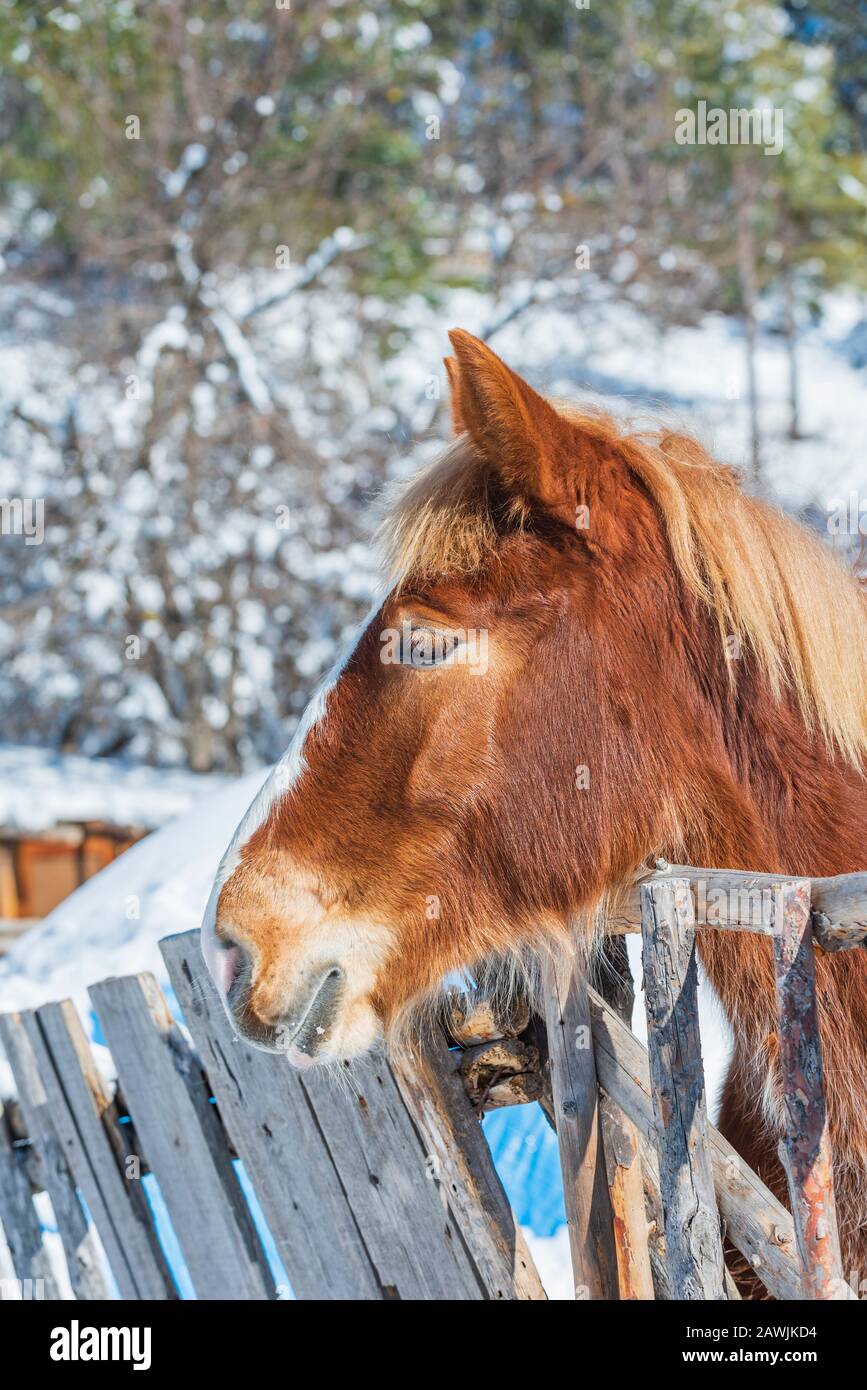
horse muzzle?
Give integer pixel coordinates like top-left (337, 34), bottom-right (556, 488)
top-left (226, 954), bottom-right (345, 1063)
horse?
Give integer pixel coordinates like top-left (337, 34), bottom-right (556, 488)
top-left (201, 329), bottom-right (867, 1294)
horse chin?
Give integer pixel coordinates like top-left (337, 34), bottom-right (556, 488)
top-left (284, 996), bottom-right (383, 1070)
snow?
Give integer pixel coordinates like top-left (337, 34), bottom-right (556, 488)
top-left (5, 257), bottom-right (864, 777)
top-left (0, 743), bottom-right (232, 833)
top-left (209, 308), bottom-right (273, 413)
top-left (222, 263), bottom-right (867, 533)
top-left (523, 1227), bottom-right (574, 1300)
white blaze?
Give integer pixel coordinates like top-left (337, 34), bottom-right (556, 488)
top-left (200, 600), bottom-right (383, 988)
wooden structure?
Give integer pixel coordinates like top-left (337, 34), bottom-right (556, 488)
top-left (0, 822), bottom-right (145, 929)
top-left (0, 862), bottom-right (862, 1301)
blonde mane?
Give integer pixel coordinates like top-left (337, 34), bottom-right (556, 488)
top-left (380, 408), bottom-right (867, 767)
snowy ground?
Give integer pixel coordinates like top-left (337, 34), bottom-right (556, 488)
top-left (0, 766), bottom-right (265, 1021)
top-left (0, 743), bottom-right (228, 831)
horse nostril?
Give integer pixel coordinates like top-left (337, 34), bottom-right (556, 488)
top-left (224, 945), bottom-right (240, 985)
top-left (217, 939), bottom-right (247, 998)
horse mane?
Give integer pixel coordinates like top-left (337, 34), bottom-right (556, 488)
top-left (380, 406), bottom-right (867, 767)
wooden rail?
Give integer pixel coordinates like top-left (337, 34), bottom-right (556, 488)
top-left (610, 863), bottom-right (867, 950)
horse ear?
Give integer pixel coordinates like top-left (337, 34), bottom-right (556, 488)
top-left (447, 329), bottom-right (575, 518)
top-left (443, 356), bottom-right (465, 435)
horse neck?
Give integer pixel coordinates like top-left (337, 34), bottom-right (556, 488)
top-left (689, 694), bottom-right (867, 881)
top-left (665, 665), bottom-right (867, 1056)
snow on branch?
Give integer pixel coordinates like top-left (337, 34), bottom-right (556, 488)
top-left (244, 228), bottom-right (372, 323)
top-left (210, 308), bottom-right (273, 413)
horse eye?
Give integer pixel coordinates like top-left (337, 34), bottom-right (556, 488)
top-left (404, 628), bottom-right (462, 668)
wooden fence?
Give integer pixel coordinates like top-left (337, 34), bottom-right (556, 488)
top-left (0, 862), bottom-right (863, 1301)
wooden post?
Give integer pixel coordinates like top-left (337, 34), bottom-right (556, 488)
top-left (0, 1012), bottom-right (112, 1300)
top-left (89, 973), bottom-right (275, 1301)
top-left (0, 1100), bottom-right (60, 1299)
top-left (640, 879), bottom-right (726, 1300)
top-left (391, 1033), bottom-right (547, 1301)
top-left (542, 955), bottom-right (619, 1300)
top-left (598, 1094), bottom-right (655, 1299)
top-left (35, 1000), bottom-right (174, 1299)
top-left (772, 880), bottom-right (847, 1299)
top-left (591, 932), bottom-right (659, 1300)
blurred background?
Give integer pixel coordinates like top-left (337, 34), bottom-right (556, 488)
top-left (0, 0), bottom-right (865, 1295)
top-left (1, 0), bottom-right (865, 778)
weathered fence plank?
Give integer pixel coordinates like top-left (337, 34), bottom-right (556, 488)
top-left (588, 983), bottom-right (830, 1300)
top-left (0, 1099), bottom-right (60, 1299)
top-left (611, 865), bottom-right (867, 949)
top-left (89, 973), bottom-right (274, 1301)
top-left (0, 1012), bottom-right (111, 1300)
top-left (637, 1125), bottom-right (671, 1301)
top-left (640, 879), bottom-right (726, 1300)
top-left (724, 1265), bottom-right (743, 1300)
top-left (161, 931), bottom-right (387, 1300)
top-left (598, 1094), bottom-right (655, 1300)
top-left (34, 1000), bottom-right (174, 1300)
top-left (589, 933), bottom-right (658, 1299)
top-left (772, 881), bottom-right (847, 1299)
top-left (301, 1051), bottom-right (488, 1300)
top-left (163, 930), bottom-right (513, 1301)
top-left (542, 955), bottom-right (619, 1300)
top-left (391, 1030), bottom-right (547, 1300)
